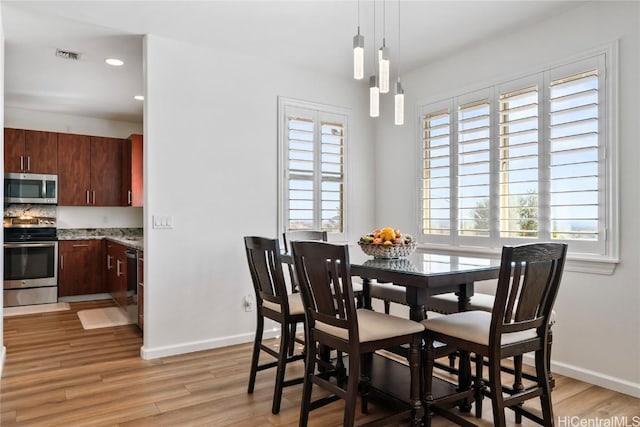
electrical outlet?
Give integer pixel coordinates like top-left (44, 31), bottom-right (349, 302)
top-left (244, 294), bottom-right (255, 312)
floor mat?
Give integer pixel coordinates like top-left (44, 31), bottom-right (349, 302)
top-left (4, 302), bottom-right (71, 317)
top-left (77, 305), bottom-right (137, 330)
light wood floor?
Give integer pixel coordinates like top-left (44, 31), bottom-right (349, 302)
top-left (2, 300), bottom-right (638, 426)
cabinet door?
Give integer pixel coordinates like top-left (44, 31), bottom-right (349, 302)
top-left (59, 240), bottom-right (104, 296)
top-left (137, 250), bottom-right (144, 330)
top-left (58, 133), bottom-right (91, 206)
top-left (4, 128), bottom-right (25, 173)
top-left (107, 242), bottom-right (128, 308)
top-left (90, 137), bottom-right (123, 206)
top-left (122, 134), bottom-right (143, 207)
top-left (25, 130), bottom-right (58, 174)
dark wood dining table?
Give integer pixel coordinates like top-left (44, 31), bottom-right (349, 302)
top-left (346, 247), bottom-right (502, 322)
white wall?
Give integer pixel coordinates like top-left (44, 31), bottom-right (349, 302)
top-left (142, 34), bottom-right (375, 358)
top-left (375, 2), bottom-right (640, 397)
top-left (0, 5), bottom-right (6, 375)
top-left (4, 107), bottom-right (144, 228)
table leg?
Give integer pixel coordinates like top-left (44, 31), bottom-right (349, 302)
top-left (362, 277), bottom-right (372, 310)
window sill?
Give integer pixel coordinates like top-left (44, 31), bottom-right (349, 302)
top-left (416, 243), bottom-right (619, 276)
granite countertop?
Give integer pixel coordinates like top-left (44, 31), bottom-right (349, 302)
top-left (57, 228), bottom-right (144, 250)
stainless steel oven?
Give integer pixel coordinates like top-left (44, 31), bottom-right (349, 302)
top-left (3, 216), bottom-right (58, 307)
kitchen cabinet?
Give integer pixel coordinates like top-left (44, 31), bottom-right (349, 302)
top-left (4, 128), bottom-right (58, 174)
top-left (122, 134), bottom-right (143, 206)
top-left (137, 250), bottom-right (144, 330)
top-left (57, 133), bottom-right (124, 206)
top-left (106, 241), bottom-right (128, 309)
top-left (58, 240), bottom-right (105, 297)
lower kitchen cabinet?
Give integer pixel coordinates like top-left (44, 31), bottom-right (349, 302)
top-left (106, 241), bottom-right (128, 309)
top-left (58, 240), bottom-right (105, 297)
top-left (137, 250), bottom-right (144, 330)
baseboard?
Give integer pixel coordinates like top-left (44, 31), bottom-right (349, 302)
top-left (0, 345), bottom-right (6, 377)
top-left (523, 354), bottom-right (640, 398)
top-left (140, 329), bottom-right (281, 360)
top-left (59, 293), bottom-right (112, 303)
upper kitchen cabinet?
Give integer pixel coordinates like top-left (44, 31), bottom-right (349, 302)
top-left (122, 134), bottom-right (143, 207)
top-left (58, 133), bottom-right (124, 206)
top-left (4, 128), bottom-right (58, 174)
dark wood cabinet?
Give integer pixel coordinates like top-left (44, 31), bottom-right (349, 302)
top-left (90, 136), bottom-right (123, 206)
top-left (4, 128), bottom-right (57, 174)
top-left (137, 250), bottom-right (144, 330)
top-left (58, 133), bottom-right (91, 205)
top-left (106, 241), bottom-right (128, 309)
top-left (57, 133), bottom-right (124, 206)
top-left (122, 134), bottom-right (143, 207)
top-left (58, 240), bottom-right (105, 297)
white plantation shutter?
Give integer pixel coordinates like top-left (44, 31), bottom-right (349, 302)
top-left (457, 98), bottom-right (491, 237)
top-left (548, 69), bottom-right (600, 241)
top-left (419, 51), bottom-right (614, 262)
top-left (498, 85), bottom-right (539, 238)
top-left (279, 99), bottom-right (348, 235)
top-left (421, 107), bottom-right (452, 236)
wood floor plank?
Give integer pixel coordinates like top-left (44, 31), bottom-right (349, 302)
top-left (2, 300), bottom-right (639, 426)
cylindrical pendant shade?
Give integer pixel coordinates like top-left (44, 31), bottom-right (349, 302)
top-left (370, 75), bottom-right (380, 117)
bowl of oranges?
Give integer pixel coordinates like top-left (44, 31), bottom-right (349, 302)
top-left (358, 227), bottom-right (416, 259)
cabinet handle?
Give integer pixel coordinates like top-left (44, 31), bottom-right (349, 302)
top-left (27, 156), bottom-right (31, 171)
top-left (20, 155), bottom-right (24, 171)
top-left (92, 191), bottom-right (96, 205)
top-left (107, 255), bottom-right (112, 270)
top-left (86, 190), bottom-right (90, 205)
top-left (72, 244), bottom-right (89, 248)
top-left (60, 255), bottom-right (64, 270)
top-left (116, 260), bottom-right (122, 277)
top-left (128, 190), bottom-right (132, 205)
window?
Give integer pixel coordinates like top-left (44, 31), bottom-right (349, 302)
top-left (419, 52), bottom-right (616, 264)
top-left (278, 98), bottom-right (349, 236)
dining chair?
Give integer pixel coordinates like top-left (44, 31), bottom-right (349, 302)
top-left (244, 236), bottom-right (305, 414)
top-left (283, 230), bottom-right (365, 308)
top-left (422, 242), bottom-right (567, 427)
top-left (291, 240), bottom-right (425, 427)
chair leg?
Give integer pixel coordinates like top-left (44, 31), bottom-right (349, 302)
top-left (299, 334), bottom-right (316, 427)
top-left (288, 323), bottom-right (297, 356)
top-left (247, 314), bottom-right (263, 394)
top-left (344, 351), bottom-right (360, 427)
top-left (408, 335), bottom-right (423, 426)
top-left (488, 356), bottom-right (507, 427)
top-left (384, 299), bottom-right (391, 314)
top-left (536, 348), bottom-right (555, 426)
top-left (272, 321), bottom-right (291, 414)
top-left (474, 353), bottom-right (484, 419)
top-left (424, 337), bottom-right (436, 427)
top-left (513, 354), bottom-right (524, 423)
top-left (547, 327), bottom-right (555, 388)
top-left (458, 350), bottom-right (472, 413)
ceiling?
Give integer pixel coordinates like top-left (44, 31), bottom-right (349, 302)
top-left (2, 1), bottom-right (585, 124)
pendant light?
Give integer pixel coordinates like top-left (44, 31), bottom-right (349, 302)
top-left (378, 0), bottom-right (390, 93)
top-left (394, 0), bottom-right (404, 125)
top-left (370, 76), bottom-right (380, 117)
top-left (353, 0), bottom-right (364, 80)
top-left (369, 0), bottom-right (379, 117)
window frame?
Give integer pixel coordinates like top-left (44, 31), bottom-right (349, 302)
top-left (416, 44), bottom-right (619, 274)
top-left (277, 96), bottom-right (350, 240)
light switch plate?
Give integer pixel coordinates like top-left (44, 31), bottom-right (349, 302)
top-left (153, 215), bottom-right (174, 229)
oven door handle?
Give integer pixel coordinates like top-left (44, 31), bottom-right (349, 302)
top-left (4, 242), bottom-right (58, 249)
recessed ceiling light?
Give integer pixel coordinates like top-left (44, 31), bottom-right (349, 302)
top-left (105, 58), bottom-right (124, 66)
top-left (134, 95), bottom-right (144, 101)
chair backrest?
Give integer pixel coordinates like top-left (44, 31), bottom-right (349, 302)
top-left (490, 242), bottom-right (568, 345)
top-left (282, 230), bottom-right (328, 252)
top-left (291, 240), bottom-right (358, 343)
top-left (244, 236), bottom-right (291, 316)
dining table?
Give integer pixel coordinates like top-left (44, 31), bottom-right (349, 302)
top-left (282, 244), bottom-right (503, 410)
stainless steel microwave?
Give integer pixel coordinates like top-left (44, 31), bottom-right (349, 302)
top-left (4, 172), bottom-right (58, 204)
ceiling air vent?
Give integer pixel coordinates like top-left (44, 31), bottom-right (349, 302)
top-left (55, 49), bottom-right (80, 60)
